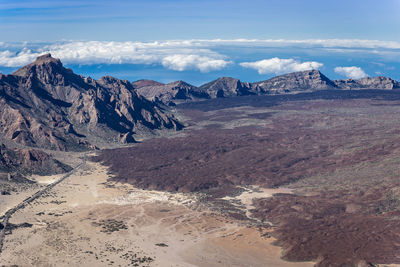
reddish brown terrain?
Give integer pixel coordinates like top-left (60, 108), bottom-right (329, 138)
top-left (0, 144), bottom-right (71, 175)
top-left (94, 95), bottom-right (400, 266)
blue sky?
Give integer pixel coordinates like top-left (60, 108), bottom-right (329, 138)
top-left (0, 0), bottom-right (399, 85)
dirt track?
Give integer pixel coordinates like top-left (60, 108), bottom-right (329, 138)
top-left (0, 154), bottom-right (86, 253)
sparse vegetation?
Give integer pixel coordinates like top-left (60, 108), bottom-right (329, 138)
top-left (120, 251), bottom-right (154, 266)
top-left (155, 243), bottom-right (168, 247)
top-left (92, 219), bottom-right (128, 233)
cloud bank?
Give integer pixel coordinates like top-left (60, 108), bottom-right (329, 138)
top-left (161, 55), bottom-right (231, 72)
top-left (240, 57), bottom-right (323, 75)
top-left (194, 38), bottom-right (400, 49)
top-left (0, 38), bottom-right (398, 74)
top-left (0, 41), bottom-right (231, 72)
top-left (334, 66), bottom-right (368, 79)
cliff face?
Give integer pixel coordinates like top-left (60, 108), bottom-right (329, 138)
top-left (0, 54), bottom-right (182, 151)
top-left (334, 77), bottom-right (400, 89)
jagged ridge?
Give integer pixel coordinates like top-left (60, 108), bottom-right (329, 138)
top-left (134, 70), bottom-right (400, 105)
top-left (0, 54), bottom-right (183, 151)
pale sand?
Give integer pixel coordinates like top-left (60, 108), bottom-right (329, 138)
top-left (0, 185), bottom-right (41, 217)
top-left (223, 186), bottom-right (293, 222)
top-left (0, 160), bottom-right (315, 266)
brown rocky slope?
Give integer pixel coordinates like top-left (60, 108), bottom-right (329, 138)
top-left (136, 80), bottom-right (209, 105)
top-left (0, 54), bottom-right (182, 151)
top-left (0, 144), bottom-right (71, 175)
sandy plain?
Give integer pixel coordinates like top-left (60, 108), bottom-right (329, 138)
top-left (0, 158), bottom-right (314, 267)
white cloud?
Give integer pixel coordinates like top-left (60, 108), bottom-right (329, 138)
top-left (162, 54), bottom-right (231, 72)
top-left (334, 66), bottom-right (368, 79)
top-left (239, 57), bottom-right (323, 75)
top-left (0, 38), bottom-right (399, 72)
top-left (191, 38), bottom-right (400, 49)
top-left (0, 41), bottom-right (231, 72)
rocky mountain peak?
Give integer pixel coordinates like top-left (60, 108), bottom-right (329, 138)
top-left (13, 53), bottom-right (64, 77)
top-left (199, 76), bottom-right (251, 98)
top-left (132, 79), bottom-right (164, 89)
top-left (21, 53), bottom-right (62, 69)
top-left (0, 56), bottom-right (183, 151)
top-left (34, 53), bottom-right (61, 64)
top-left (135, 80), bottom-right (208, 105)
top-left (98, 75), bottom-right (120, 83)
top-left (169, 80), bottom-right (192, 88)
top-left (251, 69), bottom-right (337, 94)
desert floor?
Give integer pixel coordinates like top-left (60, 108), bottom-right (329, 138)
top-left (0, 158), bottom-right (314, 267)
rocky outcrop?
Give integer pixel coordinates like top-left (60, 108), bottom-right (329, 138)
top-left (334, 76), bottom-right (400, 89)
top-left (132, 79), bottom-right (164, 89)
top-left (250, 70), bottom-right (338, 94)
top-left (0, 54), bottom-right (182, 151)
top-left (136, 80), bottom-right (209, 105)
top-left (199, 77), bottom-right (253, 98)
top-left (0, 144), bottom-right (71, 175)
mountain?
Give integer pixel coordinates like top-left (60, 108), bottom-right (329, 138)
top-left (199, 77), bottom-right (253, 98)
top-left (135, 80), bottom-right (209, 105)
top-left (334, 76), bottom-right (400, 89)
top-left (2, 55), bottom-right (399, 151)
top-left (134, 70), bottom-right (400, 105)
top-left (0, 144), bottom-right (71, 175)
top-left (132, 79), bottom-right (164, 89)
top-left (0, 54), bottom-right (182, 151)
top-left (250, 70), bottom-right (338, 94)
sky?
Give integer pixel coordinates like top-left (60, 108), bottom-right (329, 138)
top-left (0, 0), bottom-right (399, 85)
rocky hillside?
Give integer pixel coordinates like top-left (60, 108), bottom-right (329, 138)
top-left (0, 144), bottom-right (71, 175)
top-left (334, 76), bottom-right (400, 89)
top-left (136, 80), bottom-right (209, 105)
top-left (250, 70), bottom-right (338, 94)
top-left (132, 79), bottom-right (164, 89)
top-left (133, 70), bottom-right (400, 105)
top-left (199, 77), bottom-right (253, 98)
top-left (0, 54), bottom-right (182, 151)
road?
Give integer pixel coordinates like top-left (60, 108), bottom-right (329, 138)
top-left (0, 154), bottom-right (87, 254)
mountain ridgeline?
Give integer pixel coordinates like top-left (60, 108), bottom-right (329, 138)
top-left (133, 69), bottom-right (400, 105)
top-left (1, 54), bottom-right (399, 152)
top-left (0, 54), bottom-right (182, 151)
